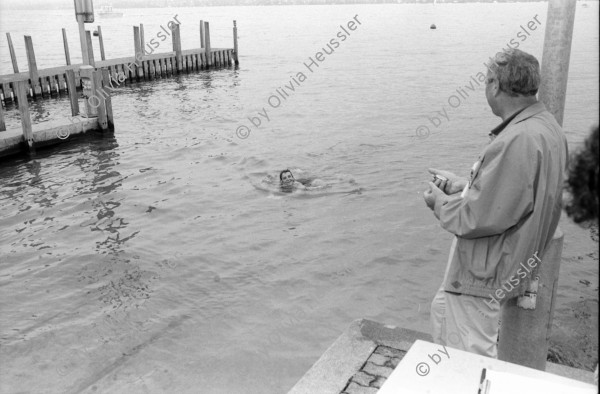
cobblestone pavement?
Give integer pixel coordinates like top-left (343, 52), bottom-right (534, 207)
top-left (340, 345), bottom-right (406, 394)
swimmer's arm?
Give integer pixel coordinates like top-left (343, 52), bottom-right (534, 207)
top-left (303, 184), bottom-right (326, 191)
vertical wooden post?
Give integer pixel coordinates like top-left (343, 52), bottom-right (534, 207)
top-left (133, 26), bottom-right (142, 65)
top-left (65, 69), bottom-right (79, 116)
top-left (85, 30), bottom-right (95, 67)
top-left (148, 57), bottom-right (155, 80)
top-left (233, 20), bottom-right (239, 65)
top-left (0, 102), bottom-right (6, 132)
top-left (538, 0), bottom-right (577, 127)
top-left (92, 70), bottom-right (108, 131)
top-left (100, 69), bottom-right (114, 130)
top-left (77, 14), bottom-right (90, 65)
top-left (6, 33), bottom-right (19, 73)
top-left (204, 21), bottom-right (212, 68)
top-left (15, 80), bottom-right (35, 154)
top-left (200, 20), bottom-right (205, 49)
top-left (97, 26), bottom-right (106, 61)
top-left (62, 28), bottom-right (71, 65)
top-left (140, 24), bottom-right (145, 55)
top-left (498, 230), bottom-right (564, 370)
top-left (79, 65), bottom-right (97, 117)
top-left (24, 35), bottom-right (41, 97)
top-left (172, 24), bottom-right (183, 73)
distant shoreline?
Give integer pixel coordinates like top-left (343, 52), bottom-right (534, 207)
top-left (1, 0), bottom-right (598, 11)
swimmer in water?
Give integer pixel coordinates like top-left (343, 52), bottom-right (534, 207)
top-left (279, 169), bottom-right (326, 192)
top-left (280, 169), bottom-right (304, 191)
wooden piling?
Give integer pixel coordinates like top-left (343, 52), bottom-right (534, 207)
top-left (91, 70), bottom-right (108, 131)
top-left (0, 102), bottom-right (6, 132)
top-left (172, 24), bottom-right (183, 73)
top-left (62, 28), bottom-right (71, 65)
top-left (233, 20), bottom-right (239, 65)
top-left (140, 24), bottom-right (145, 55)
top-left (200, 20), bottom-right (205, 49)
top-left (100, 69), bottom-right (114, 129)
top-left (98, 26), bottom-right (106, 61)
top-left (149, 57), bottom-right (155, 80)
top-left (85, 30), bottom-right (95, 67)
top-left (15, 80), bottom-right (35, 154)
top-left (143, 59), bottom-right (149, 79)
top-left (24, 35), bottom-right (42, 97)
top-left (7, 33), bottom-right (19, 73)
top-left (133, 26), bottom-right (142, 66)
top-left (79, 65), bottom-right (97, 117)
top-left (66, 69), bottom-right (79, 116)
top-left (204, 21), bottom-right (212, 67)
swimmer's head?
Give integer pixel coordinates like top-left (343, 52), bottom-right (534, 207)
top-left (280, 169), bottom-right (295, 186)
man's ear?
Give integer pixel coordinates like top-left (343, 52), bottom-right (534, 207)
top-left (492, 80), bottom-right (501, 97)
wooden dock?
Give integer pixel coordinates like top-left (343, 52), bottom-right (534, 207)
top-left (0, 13), bottom-right (240, 159)
top-left (0, 68), bottom-right (115, 159)
top-left (0, 20), bottom-right (239, 105)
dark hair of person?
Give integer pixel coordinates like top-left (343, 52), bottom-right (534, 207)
top-left (488, 49), bottom-right (540, 97)
top-left (280, 169), bottom-right (293, 181)
top-left (565, 126), bottom-right (599, 223)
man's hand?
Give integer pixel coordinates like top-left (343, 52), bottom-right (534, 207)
top-left (423, 181), bottom-right (445, 213)
top-left (428, 168), bottom-right (469, 195)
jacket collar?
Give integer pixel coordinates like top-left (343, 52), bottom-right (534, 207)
top-left (489, 101), bottom-right (547, 140)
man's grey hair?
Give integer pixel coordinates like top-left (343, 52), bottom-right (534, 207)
top-left (488, 49), bottom-right (540, 97)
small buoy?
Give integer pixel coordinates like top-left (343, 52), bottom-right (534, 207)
top-left (93, 30), bottom-right (99, 37)
top-left (430, 24), bottom-right (437, 29)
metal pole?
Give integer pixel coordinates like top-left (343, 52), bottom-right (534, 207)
top-left (77, 14), bottom-right (90, 65)
top-left (497, 0), bottom-right (576, 371)
top-left (538, 0), bottom-right (577, 127)
top-left (498, 230), bottom-right (564, 370)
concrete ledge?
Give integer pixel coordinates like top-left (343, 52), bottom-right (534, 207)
top-left (288, 319), bottom-right (376, 394)
top-left (0, 116), bottom-right (100, 159)
top-left (288, 319), bottom-right (432, 394)
top-left (288, 319), bottom-right (596, 393)
top-left (546, 361), bottom-right (596, 384)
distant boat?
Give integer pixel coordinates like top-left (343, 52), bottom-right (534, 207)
top-left (93, 30), bottom-right (99, 37)
top-left (98, 5), bottom-right (123, 18)
top-left (430, 24), bottom-right (437, 29)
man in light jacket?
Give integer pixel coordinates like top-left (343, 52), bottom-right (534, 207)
top-left (423, 49), bottom-right (568, 357)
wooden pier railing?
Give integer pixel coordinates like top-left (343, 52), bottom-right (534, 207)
top-left (0, 17), bottom-right (240, 158)
top-left (0, 19), bottom-right (240, 105)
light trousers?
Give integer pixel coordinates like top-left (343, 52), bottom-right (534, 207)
top-left (430, 238), bottom-right (501, 357)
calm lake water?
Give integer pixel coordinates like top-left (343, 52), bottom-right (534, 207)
top-left (0, 3), bottom-right (598, 393)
